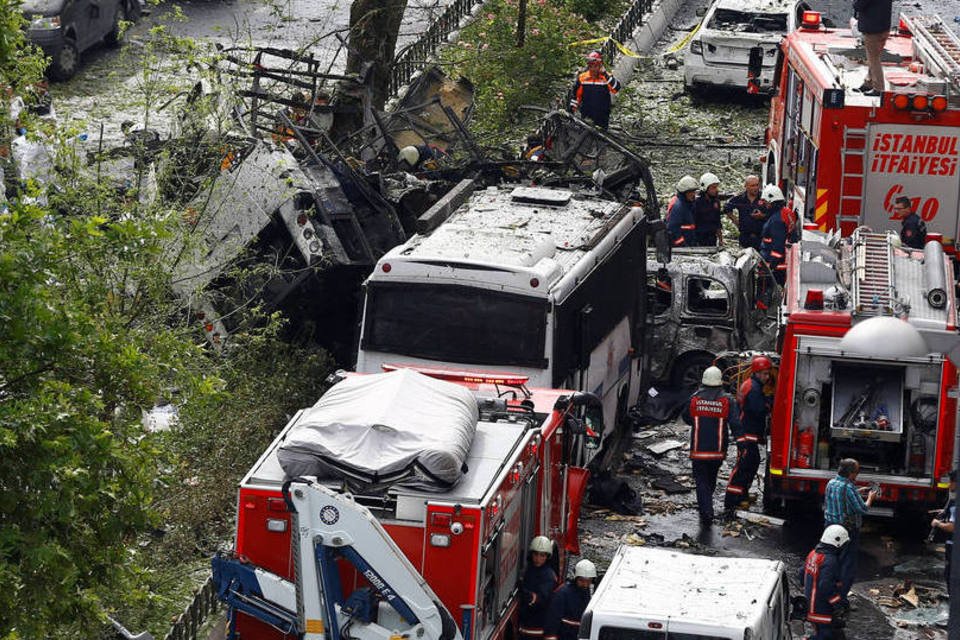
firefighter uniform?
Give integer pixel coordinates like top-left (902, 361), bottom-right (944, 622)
top-left (667, 197), bottom-right (696, 247)
top-left (724, 374), bottom-right (769, 512)
top-left (682, 386), bottom-right (739, 522)
top-left (543, 581), bottom-right (591, 640)
top-left (519, 562), bottom-right (559, 639)
top-left (900, 211), bottom-right (927, 249)
top-left (723, 192), bottom-right (768, 250)
top-left (760, 207), bottom-right (798, 284)
top-left (569, 70), bottom-right (621, 129)
top-left (802, 543), bottom-right (844, 639)
top-left (693, 192), bottom-right (722, 247)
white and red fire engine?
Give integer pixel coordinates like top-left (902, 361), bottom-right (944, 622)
top-left (763, 13), bottom-right (960, 242)
top-left (213, 367), bottom-right (596, 640)
top-left (764, 228), bottom-right (960, 513)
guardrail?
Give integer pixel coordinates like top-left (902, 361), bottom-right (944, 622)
top-left (163, 575), bottom-right (220, 640)
top-left (599, 0), bottom-right (654, 64)
top-left (388, 0), bottom-right (484, 97)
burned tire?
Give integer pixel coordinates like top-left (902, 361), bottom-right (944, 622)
top-left (49, 38), bottom-right (79, 81)
top-left (670, 352), bottom-right (714, 391)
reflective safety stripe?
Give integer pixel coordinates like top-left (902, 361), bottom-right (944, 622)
top-left (519, 628), bottom-right (544, 635)
top-left (690, 451), bottom-right (724, 460)
top-left (673, 237), bottom-right (686, 246)
top-left (776, 264), bottom-right (787, 270)
top-left (828, 595), bottom-right (842, 604)
top-left (726, 485), bottom-right (745, 494)
top-left (681, 224), bottom-right (696, 230)
top-left (762, 237), bottom-right (773, 243)
top-left (807, 613), bottom-right (832, 624)
top-left (770, 250), bottom-right (784, 258)
top-left (737, 435), bottom-right (758, 442)
top-left (561, 618), bottom-right (580, 626)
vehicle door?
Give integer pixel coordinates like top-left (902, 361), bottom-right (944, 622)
top-left (68, 0), bottom-right (98, 49)
top-left (679, 272), bottom-right (737, 352)
top-left (645, 263), bottom-right (679, 381)
top-left (736, 251), bottom-right (779, 351)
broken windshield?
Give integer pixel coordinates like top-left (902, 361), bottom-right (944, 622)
top-left (20, 0), bottom-right (63, 14)
top-left (708, 9), bottom-right (788, 32)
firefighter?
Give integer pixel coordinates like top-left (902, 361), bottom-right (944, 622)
top-left (569, 51), bottom-right (621, 129)
top-left (519, 536), bottom-right (559, 640)
top-left (759, 185), bottom-right (798, 285)
top-left (724, 355), bottom-right (772, 518)
top-left (682, 366), bottom-right (740, 525)
top-left (895, 196), bottom-right (927, 249)
top-left (801, 524), bottom-right (850, 640)
top-left (397, 144), bottom-right (446, 173)
top-left (544, 559), bottom-right (595, 640)
top-left (667, 175), bottom-right (698, 247)
top-left (723, 175), bottom-right (767, 250)
top-left (693, 172), bottom-right (723, 247)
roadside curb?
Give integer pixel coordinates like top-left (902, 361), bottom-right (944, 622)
top-left (612, 0), bottom-right (686, 81)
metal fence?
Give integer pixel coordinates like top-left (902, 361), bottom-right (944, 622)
top-left (388, 0), bottom-right (484, 98)
top-left (162, 575), bottom-right (220, 640)
top-left (599, 0), bottom-right (655, 64)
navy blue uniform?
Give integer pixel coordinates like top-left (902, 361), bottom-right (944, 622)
top-left (570, 70), bottom-right (620, 129)
top-left (667, 197), bottom-right (696, 247)
top-left (900, 212), bottom-right (926, 249)
top-left (683, 387), bottom-right (740, 520)
top-left (519, 562), bottom-right (559, 639)
top-left (724, 375), bottom-right (769, 510)
top-left (543, 581), bottom-right (590, 640)
top-left (760, 208), bottom-right (798, 284)
top-left (723, 192), bottom-right (768, 249)
top-left (802, 543), bottom-right (844, 639)
top-left (693, 193), bottom-right (722, 247)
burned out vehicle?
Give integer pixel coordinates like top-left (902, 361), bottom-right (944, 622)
top-left (646, 247), bottom-right (779, 388)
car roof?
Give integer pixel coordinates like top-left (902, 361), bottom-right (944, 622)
top-left (714, 0), bottom-right (793, 13)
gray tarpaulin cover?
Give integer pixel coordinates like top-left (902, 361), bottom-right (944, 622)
top-left (277, 369), bottom-right (479, 492)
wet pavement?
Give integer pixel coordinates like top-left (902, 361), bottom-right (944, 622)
top-left (578, 416), bottom-right (950, 639)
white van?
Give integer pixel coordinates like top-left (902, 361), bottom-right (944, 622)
top-left (579, 546), bottom-right (792, 640)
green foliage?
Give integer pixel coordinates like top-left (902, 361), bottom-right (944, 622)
top-left (565, 0), bottom-right (613, 21)
top-left (440, 0), bottom-right (592, 136)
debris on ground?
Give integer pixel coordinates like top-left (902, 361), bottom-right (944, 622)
top-left (646, 438), bottom-right (685, 455)
top-left (735, 510), bottom-right (784, 527)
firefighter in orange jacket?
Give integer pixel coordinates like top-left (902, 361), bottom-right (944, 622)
top-left (683, 366), bottom-right (740, 525)
top-left (569, 51), bottom-right (621, 129)
top-left (802, 524), bottom-right (850, 639)
top-left (724, 355), bottom-right (773, 517)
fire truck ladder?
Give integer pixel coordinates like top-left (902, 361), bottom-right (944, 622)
top-left (851, 231), bottom-right (894, 316)
top-left (839, 127), bottom-right (867, 227)
top-left (903, 15), bottom-right (960, 92)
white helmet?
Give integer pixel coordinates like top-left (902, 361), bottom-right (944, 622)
top-left (701, 366), bottom-right (723, 387)
top-left (397, 145), bottom-right (420, 167)
top-left (820, 524), bottom-right (850, 548)
top-left (676, 175), bottom-right (699, 194)
top-left (762, 184), bottom-right (785, 202)
top-left (574, 559), bottom-right (597, 579)
top-left (889, 234), bottom-right (903, 249)
top-left (699, 172), bottom-right (720, 191)
top-left (530, 536), bottom-right (553, 555)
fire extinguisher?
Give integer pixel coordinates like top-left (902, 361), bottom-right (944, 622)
top-left (796, 428), bottom-right (814, 469)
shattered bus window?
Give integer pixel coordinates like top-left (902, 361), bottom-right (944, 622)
top-left (709, 9), bottom-right (788, 32)
top-left (646, 273), bottom-right (672, 316)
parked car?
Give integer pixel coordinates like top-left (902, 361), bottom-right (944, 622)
top-left (646, 247), bottom-right (779, 388)
top-left (21, 0), bottom-right (141, 80)
top-left (684, 0), bottom-right (802, 94)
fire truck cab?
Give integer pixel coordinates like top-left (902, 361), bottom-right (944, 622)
top-left (766, 229), bottom-right (959, 513)
top-left (217, 369), bottom-right (594, 640)
top-left (763, 13), bottom-right (960, 241)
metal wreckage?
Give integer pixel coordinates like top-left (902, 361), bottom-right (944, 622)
top-left (109, 46), bottom-right (678, 364)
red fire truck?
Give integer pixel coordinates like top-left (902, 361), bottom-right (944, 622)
top-left (762, 13), bottom-right (960, 240)
top-left (213, 367), bottom-right (595, 640)
top-left (764, 228), bottom-right (959, 514)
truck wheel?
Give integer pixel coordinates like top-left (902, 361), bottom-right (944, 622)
top-left (49, 38), bottom-right (80, 81)
top-left (670, 352), bottom-right (714, 390)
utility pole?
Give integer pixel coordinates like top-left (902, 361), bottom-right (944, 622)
top-left (516, 0), bottom-right (527, 48)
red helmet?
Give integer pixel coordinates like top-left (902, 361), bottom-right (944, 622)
top-left (586, 51), bottom-right (603, 63)
top-left (752, 355), bottom-right (773, 372)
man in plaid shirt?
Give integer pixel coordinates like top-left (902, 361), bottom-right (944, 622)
top-left (824, 458), bottom-right (878, 603)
